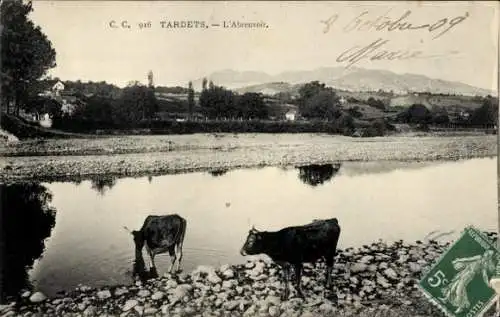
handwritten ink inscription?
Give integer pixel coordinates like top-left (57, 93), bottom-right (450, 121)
top-left (321, 9), bottom-right (470, 67)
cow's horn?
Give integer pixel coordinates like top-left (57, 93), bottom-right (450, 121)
top-left (123, 226), bottom-right (132, 234)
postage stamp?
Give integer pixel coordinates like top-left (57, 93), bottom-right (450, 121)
top-left (419, 227), bottom-right (499, 317)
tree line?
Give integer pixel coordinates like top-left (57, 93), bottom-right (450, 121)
top-left (198, 79), bottom-right (268, 120)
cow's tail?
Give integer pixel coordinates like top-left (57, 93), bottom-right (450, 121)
top-left (175, 216), bottom-right (187, 247)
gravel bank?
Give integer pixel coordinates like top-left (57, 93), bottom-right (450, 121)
top-left (2, 234), bottom-right (498, 317)
top-left (0, 134), bottom-right (496, 183)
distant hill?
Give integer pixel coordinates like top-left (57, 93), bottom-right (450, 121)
top-left (194, 67), bottom-right (495, 96)
top-left (234, 82), bottom-right (301, 95)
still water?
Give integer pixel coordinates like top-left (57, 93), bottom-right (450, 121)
top-left (0, 158), bottom-right (497, 301)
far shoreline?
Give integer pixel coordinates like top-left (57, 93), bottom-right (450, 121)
top-left (0, 133), bottom-right (496, 183)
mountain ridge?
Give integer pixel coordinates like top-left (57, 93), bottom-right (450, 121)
top-left (191, 67), bottom-right (495, 96)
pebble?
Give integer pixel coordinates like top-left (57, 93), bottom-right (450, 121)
top-left (222, 269), bottom-right (235, 279)
top-left (166, 279), bottom-right (178, 289)
top-left (269, 306), bottom-right (280, 317)
top-left (245, 262), bottom-right (255, 269)
top-left (151, 291), bottom-right (165, 300)
top-left (134, 305), bottom-right (144, 315)
top-left (408, 262), bottom-right (422, 273)
top-left (122, 299), bottom-right (138, 312)
top-left (384, 268), bottom-right (398, 279)
top-left (350, 263), bottom-right (368, 272)
top-left (114, 288), bottom-right (128, 296)
top-left (223, 300), bottom-right (240, 310)
top-left (359, 255), bottom-right (374, 264)
top-left (137, 289), bottom-right (151, 297)
top-left (83, 305), bottom-right (97, 317)
top-left (97, 290), bottom-right (112, 299)
top-left (144, 307), bottom-right (158, 315)
top-left (29, 292), bottom-right (47, 303)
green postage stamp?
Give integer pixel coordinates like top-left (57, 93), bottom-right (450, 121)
top-left (418, 226), bottom-right (499, 317)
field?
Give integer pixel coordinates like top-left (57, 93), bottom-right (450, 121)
top-left (1, 133), bottom-right (496, 183)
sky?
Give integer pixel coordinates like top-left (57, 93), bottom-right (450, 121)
top-left (29, 1), bottom-right (498, 90)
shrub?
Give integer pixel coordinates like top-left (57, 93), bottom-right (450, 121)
top-left (362, 119), bottom-right (387, 137)
top-left (366, 97), bottom-right (386, 110)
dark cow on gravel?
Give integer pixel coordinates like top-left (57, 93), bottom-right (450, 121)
top-left (125, 214), bottom-right (187, 273)
top-left (240, 218), bottom-right (341, 300)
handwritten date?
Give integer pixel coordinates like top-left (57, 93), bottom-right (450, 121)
top-left (321, 9), bottom-right (469, 40)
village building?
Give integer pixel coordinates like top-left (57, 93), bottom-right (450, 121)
top-left (285, 109), bottom-right (297, 121)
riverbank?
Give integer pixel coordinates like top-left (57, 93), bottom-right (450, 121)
top-left (0, 134), bottom-right (496, 183)
top-left (2, 233), bottom-right (498, 317)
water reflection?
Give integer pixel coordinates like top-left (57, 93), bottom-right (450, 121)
top-left (296, 163), bottom-right (342, 186)
top-left (90, 175), bottom-right (117, 195)
top-left (209, 169), bottom-right (228, 177)
top-left (0, 183), bottom-right (56, 303)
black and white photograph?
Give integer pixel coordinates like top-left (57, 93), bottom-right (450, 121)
top-left (0, 1), bottom-right (498, 316)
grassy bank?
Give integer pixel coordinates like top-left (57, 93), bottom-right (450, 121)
top-left (0, 134), bottom-right (496, 183)
top-left (2, 233), bottom-right (498, 317)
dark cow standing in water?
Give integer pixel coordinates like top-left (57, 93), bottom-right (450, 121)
top-left (240, 218), bottom-right (341, 300)
top-left (125, 214), bottom-right (187, 273)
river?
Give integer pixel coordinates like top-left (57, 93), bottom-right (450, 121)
top-left (0, 157), bottom-right (496, 300)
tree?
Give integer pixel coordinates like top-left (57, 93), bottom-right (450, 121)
top-left (366, 97), bottom-right (386, 110)
top-left (363, 119), bottom-right (387, 137)
top-left (302, 90), bottom-right (340, 120)
top-left (432, 108), bottom-right (450, 125)
top-left (297, 81), bottom-right (340, 120)
top-left (400, 104), bottom-right (432, 124)
top-left (236, 93), bottom-right (268, 119)
top-left (202, 78), bottom-right (208, 91)
top-left (199, 84), bottom-right (236, 119)
top-left (1, 0), bottom-right (56, 114)
top-left (113, 83), bottom-right (157, 124)
top-left (72, 95), bottom-right (113, 124)
top-left (188, 81), bottom-right (195, 120)
top-left (470, 96), bottom-right (498, 127)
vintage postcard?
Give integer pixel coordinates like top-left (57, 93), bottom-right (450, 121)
top-left (0, 1), bottom-right (498, 317)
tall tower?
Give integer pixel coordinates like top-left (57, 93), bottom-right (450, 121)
top-left (147, 70), bottom-right (154, 88)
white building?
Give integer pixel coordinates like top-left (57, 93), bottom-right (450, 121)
top-left (39, 113), bottom-right (53, 128)
top-left (52, 81), bottom-right (65, 96)
top-left (285, 110), bottom-right (297, 121)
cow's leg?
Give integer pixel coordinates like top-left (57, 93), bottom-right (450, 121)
top-left (279, 262), bottom-right (290, 301)
top-left (176, 242), bottom-right (184, 272)
top-left (146, 245), bottom-right (156, 269)
top-left (167, 246), bottom-right (177, 273)
top-left (325, 254), bottom-right (334, 289)
top-left (294, 263), bottom-right (305, 299)
top-left (324, 253), bottom-right (338, 301)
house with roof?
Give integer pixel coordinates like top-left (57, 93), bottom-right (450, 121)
top-left (285, 109), bottom-right (297, 121)
top-left (52, 81), bottom-right (65, 96)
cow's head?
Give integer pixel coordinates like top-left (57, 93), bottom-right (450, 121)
top-left (240, 226), bottom-right (264, 256)
top-left (124, 226), bottom-right (145, 253)
top-left (131, 230), bottom-right (145, 250)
